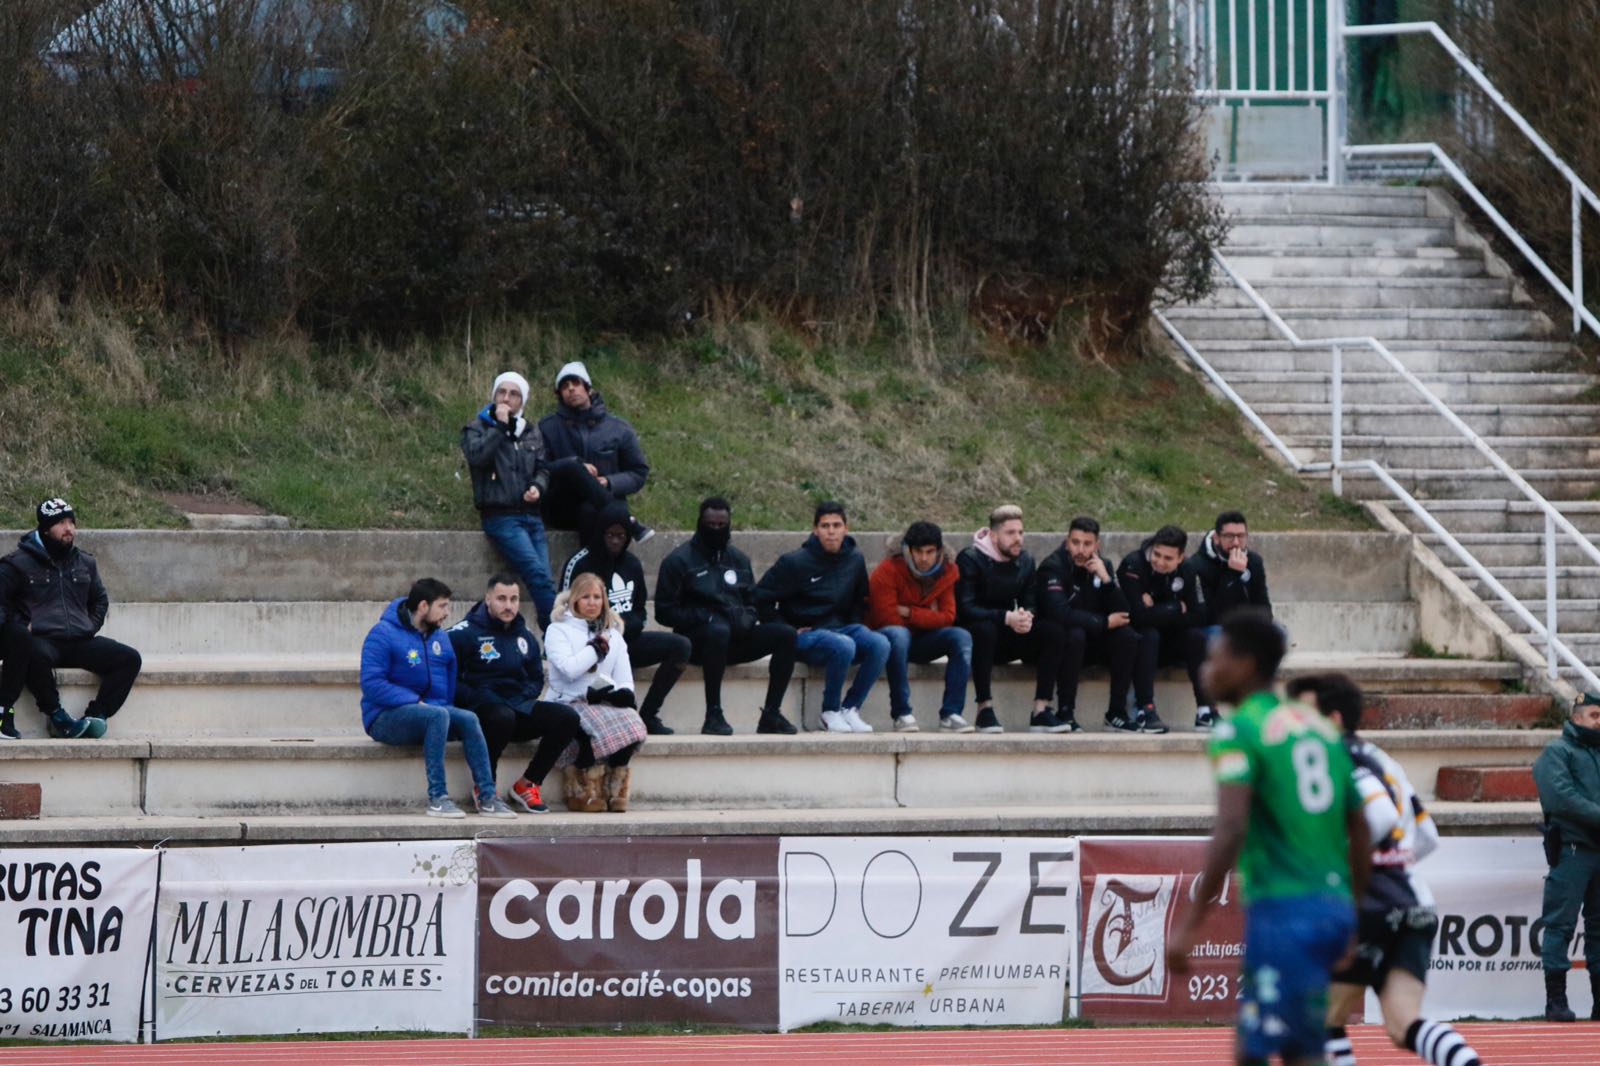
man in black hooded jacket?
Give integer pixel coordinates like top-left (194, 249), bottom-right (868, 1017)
top-left (1038, 516), bottom-right (1138, 731)
top-left (558, 500), bottom-right (689, 735)
top-left (538, 361), bottom-right (653, 542)
top-left (1115, 524), bottom-right (1204, 735)
top-left (655, 497), bottom-right (798, 736)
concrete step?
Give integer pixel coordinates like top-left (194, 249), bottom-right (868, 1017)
top-left (1490, 599), bottom-right (1600, 634)
top-left (1287, 435), bottom-right (1600, 471)
top-left (1196, 340), bottom-right (1576, 375)
top-left (0, 730), bottom-right (1552, 819)
top-left (1228, 372), bottom-right (1593, 405)
top-left (1434, 765), bottom-right (1538, 802)
top-left (1389, 499), bottom-right (1600, 535)
top-left (1420, 533), bottom-right (1600, 570)
top-left (1362, 693), bottom-right (1555, 730)
top-left (1453, 565), bottom-right (1600, 602)
top-left (1163, 307), bottom-right (1552, 342)
top-left (1195, 277), bottom-right (1516, 311)
top-left (1225, 214), bottom-right (1457, 250)
top-left (1259, 404), bottom-right (1600, 438)
top-left (1215, 186), bottom-right (1432, 218)
top-left (1307, 466), bottom-right (1600, 501)
top-left (1222, 246), bottom-right (1487, 279)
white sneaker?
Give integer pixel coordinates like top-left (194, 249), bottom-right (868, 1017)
top-left (842, 707), bottom-right (874, 733)
top-left (820, 710), bottom-right (853, 733)
top-left (939, 714), bottom-right (976, 733)
top-left (892, 714), bottom-right (919, 733)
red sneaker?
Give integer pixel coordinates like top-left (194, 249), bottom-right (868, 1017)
top-left (510, 779), bottom-right (548, 813)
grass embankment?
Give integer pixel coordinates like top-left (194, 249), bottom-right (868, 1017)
top-left (0, 303), bottom-right (1365, 533)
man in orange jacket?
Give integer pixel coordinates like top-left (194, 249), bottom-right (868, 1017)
top-left (868, 521), bottom-right (975, 733)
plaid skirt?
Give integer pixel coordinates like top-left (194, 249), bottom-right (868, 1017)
top-left (554, 699), bottom-right (647, 767)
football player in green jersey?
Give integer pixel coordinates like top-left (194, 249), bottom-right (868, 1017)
top-left (1167, 609), bottom-right (1370, 1066)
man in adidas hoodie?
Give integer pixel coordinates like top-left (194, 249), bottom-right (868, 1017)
top-left (755, 501), bottom-right (888, 734)
top-left (559, 500), bottom-right (690, 735)
top-left (1115, 524), bottom-right (1204, 734)
top-left (1038, 515), bottom-right (1137, 733)
top-left (955, 504), bottom-right (1071, 734)
top-left (538, 361), bottom-right (653, 541)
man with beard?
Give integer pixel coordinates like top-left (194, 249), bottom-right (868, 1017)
top-left (1185, 511), bottom-right (1272, 729)
top-left (559, 500), bottom-right (690, 735)
top-left (1038, 516), bottom-right (1136, 734)
top-left (538, 361), bottom-right (654, 542)
top-left (655, 497), bottom-right (799, 736)
top-left (0, 498), bottom-right (141, 739)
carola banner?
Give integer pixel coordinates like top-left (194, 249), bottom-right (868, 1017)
top-left (1078, 836), bottom-right (1244, 1024)
top-left (478, 836), bottom-right (780, 1028)
top-left (779, 837), bottom-right (1076, 1030)
top-left (0, 848), bottom-right (157, 1043)
top-left (155, 841), bottom-right (478, 1039)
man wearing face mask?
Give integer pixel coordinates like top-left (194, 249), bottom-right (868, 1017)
top-left (1533, 692), bottom-right (1600, 1022)
top-left (559, 500), bottom-right (690, 735)
top-left (655, 497), bottom-right (799, 736)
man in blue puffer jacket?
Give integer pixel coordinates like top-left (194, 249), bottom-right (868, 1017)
top-left (359, 578), bottom-right (516, 820)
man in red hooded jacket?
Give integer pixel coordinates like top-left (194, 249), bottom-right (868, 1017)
top-left (868, 521), bottom-right (975, 733)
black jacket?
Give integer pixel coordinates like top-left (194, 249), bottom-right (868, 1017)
top-left (955, 542), bottom-right (1038, 627)
top-left (655, 534), bottom-right (761, 634)
top-left (559, 501), bottom-right (648, 643)
top-left (1117, 540), bottom-right (1201, 630)
top-left (1184, 532), bottom-right (1272, 624)
top-left (0, 531), bottom-right (109, 639)
top-left (446, 600), bottom-right (546, 714)
top-left (1038, 547), bottom-right (1130, 634)
top-left (755, 535), bottom-right (869, 629)
top-left (462, 404), bottom-right (551, 516)
top-left (537, 394), bottom-right (650, 499)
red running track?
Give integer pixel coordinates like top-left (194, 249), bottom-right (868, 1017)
top-left (0, 1024), bottom-right (1584, 1065)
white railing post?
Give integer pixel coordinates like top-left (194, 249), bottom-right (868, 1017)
top-left (1546, 510), bottom-right (1560, 681)
top-left (1326, 0), bottom-right (1345, 184)
top-left (1330, 343), bottom-right (1343, 497)
top-left (1575, 181), bottom-right (1585, 335)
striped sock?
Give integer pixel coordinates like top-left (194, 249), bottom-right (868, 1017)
top-left (1405, 1018), bottom-right (1482, 1066)
top-left (1325, 1025), bottom-right (1357, 1066)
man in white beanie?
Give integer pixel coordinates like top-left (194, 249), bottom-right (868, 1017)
top-left (537, 361), bottom-right (654, 543)
top-left (462, 371), bottom-right (567, 629)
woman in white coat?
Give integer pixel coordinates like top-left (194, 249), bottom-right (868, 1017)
top-left (544, 571), bottom-right (647, 811)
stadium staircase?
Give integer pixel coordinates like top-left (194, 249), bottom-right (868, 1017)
top-left (0, 528), bottom-right (1549, 845)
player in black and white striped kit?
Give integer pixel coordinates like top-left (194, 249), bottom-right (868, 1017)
top-left (1288, 674), bottom-right (1484, 1066)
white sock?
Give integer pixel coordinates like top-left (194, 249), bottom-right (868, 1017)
top-left (1325, 1026), bottom-right (1356, 1066)
top-left (1408, 1019), bottom-right (1481, 1066)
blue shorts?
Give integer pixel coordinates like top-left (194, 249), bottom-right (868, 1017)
top-left (1237, 895), bottom-right (1356, 1063)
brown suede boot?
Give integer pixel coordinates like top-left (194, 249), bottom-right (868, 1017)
top-left (562, 766), bottom-right (585, 812)
top-left (605, 766), bottom-right (632, 813)
top-left (580, 765), bottom-right (608, 813)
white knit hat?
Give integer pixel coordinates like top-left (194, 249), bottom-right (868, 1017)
top-left (554, 361), bottom-right (592, 390)
top-left (490, 370), bottom-right (530, 406)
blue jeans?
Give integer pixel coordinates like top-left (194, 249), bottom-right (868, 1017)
top-left (795, 623), bottom-right (890, 713)
top-left (481, 513), bottom-right (556, 628)
top-left (367, 702), bottom-right (497, 802)
top-left (880, 625), bottom-right (971, 719)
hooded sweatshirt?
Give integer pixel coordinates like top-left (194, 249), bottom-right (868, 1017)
top-left (447, 599), bottom-right (546, 714)
top-left (755, 534), bottom-right (869, 629)
top-left (1534, 718), bottom-right (1600, 851)
top-left (461, 373), bottom-right (550, 516)
top-left (867, 548), bottom-right (958, 631)
top-left (0, 530), bottom-right (109, 638)
top-left (1184, 531), bottom-right (1272, 624)
top-left (1117, 537), bottom-right (1201, 630)
top-left (358, 598), bottom-right (457, 730)
top-left (1038, 545), bottom-right (1130, 633)
top-left (558, 500), bottom-right (648, 642)
top-left (538, 392), bottom-right (650, 498)
top-left (955, 527), bottom-right (1038, 627)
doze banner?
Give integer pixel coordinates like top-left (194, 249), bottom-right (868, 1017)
top-left (155, 841), bottom-right (478, 1039)
top-left (0, 848), bottom-right (157, 1043)
top-left (779, 837), bottom-right (1076, 1030)
top-left (478, 836), bottom-right (780, 1028)
top-left (1077, 836), bottom-right (1244, 1024)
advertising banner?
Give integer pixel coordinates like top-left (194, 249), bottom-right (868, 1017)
top-left (0, 848), bottom-right (158, 1043)
top-left (779, 837), bottom-right (1076, 1030)
top-left (1077, 836), bottom-right (1244, 1024)
top-left (155, 841), bottom-right (478, 1039)
top-left (478, 836), bottom-right (780, 1028)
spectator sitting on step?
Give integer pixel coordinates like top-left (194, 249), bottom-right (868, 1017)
top-left (544, 572), bottom-right (648, 813)
top-left (359, 578), bottom-right (517, 820)
top-left (867, 521), bottom-right (973, 734)
top-left (654, 496), bottom-right (799, 737)
top-left (1038, 515), bottom-right (1136, 735)
top-left (461, 370), bottom-right (559, 630)
top-left (1116, 524), bottom-right (1205, 735)
top-left (756, 501), bottom-right (889, 734)
top-left (446, 573), bottom-right (581, 815)
top-left (559, 500), bottom-right (689, 736)
top-left (537, 361), bottom-right (654, 543)
top-left (0, 498), bottom-right (141, 740)
top-left (1183, 510), bottom-right (1272, 729)
top-left (955, 504), bottom-right (1072, 735)
top-left (1532, 692), bottom-right (1600, 1023)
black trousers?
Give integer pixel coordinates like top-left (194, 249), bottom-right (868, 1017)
top-left (1059, 624), bottom-right (1139, 715)
top-left (1, 623), bottom-right (142, 717)
top-left (0, 621), bottom-right (33, 709)
top-left (541, 457), bottom-right (623, 531)
top-left (1131, 625), bottom-right (1208, 708)
top-left (684, 620), bottom-right (797, 713)
top-left (471, 698), bottom-right (583, 782)
top-left (966, 616), bottom-right (1067, 704)
top-left (628, 630), bottom-right (691, 720)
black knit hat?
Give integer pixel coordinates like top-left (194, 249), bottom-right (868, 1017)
top-left (36, 497), bottom-right (75, 532)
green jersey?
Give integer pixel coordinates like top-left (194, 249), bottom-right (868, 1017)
top-left (1208, 691), bottom-right (1359, 904)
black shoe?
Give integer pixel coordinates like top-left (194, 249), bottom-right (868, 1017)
top-left (1138, 705), bottom-right (1170, 735)
top-left (701, 708), bottom-right (733, 736)
top-left (1546, 971), bottom-right (1577, 1022)
top-left (0, 709), bottom-right (17, 740)
top-left (1104, 707), bottom-right (1142, 733)
top-left (1194, 706), bottom-right (1219, 730)
top-left (1029, 707), bottom-right (1072, 734)
top-left (642, 713), bottom-right (675, 736)
top-left (632, 518), bottom-right (656, 544)
top-left (1057, 709), bottom-right (1082, 733)
top-left (974, 707), bottom-right (1003, 734)
top-left (756, 709), bottom-right (797, 735)
top-left (1590, 973), bottom-right (1600, 1021)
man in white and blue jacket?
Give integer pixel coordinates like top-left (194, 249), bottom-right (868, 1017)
top-left (359, 578), bottom-right (516, 820)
